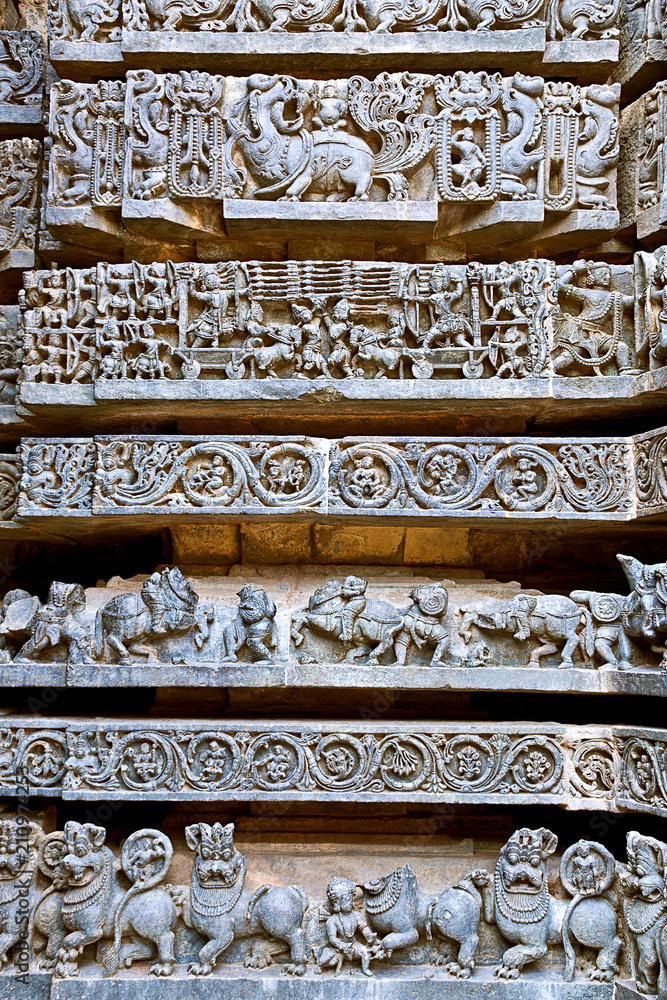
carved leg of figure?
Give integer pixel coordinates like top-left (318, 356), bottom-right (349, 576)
top-left (247, 637), bottom-right (273, 663)
top-left (106, 634), bottom-right (133, 665)
top-left (149, 929), bottom-right (176, 976)
top-left (56, 928), bottom-right (104, 978)
top-left (637, 941), bottom-right (659, 995)
top-left (127, 641), bottom-right (160, 663)
top-left (528, 642), bottom-right (557, 666)
top-left (379, 928), bottom-right (419, 957)
top-left (343, 644), bottom-right (370, 663)
top-left (188, 930), bottom-right (234, 976)
top-left (121, 935), bottom-right (154, 969)
top-left (393, 633), bottom-right (410, 666)
top-left (616, 629), bottom-right (633, 671)
top-left (452, 932), bottom-right (478, 978)
top-left (495, 942), bottom-right (548, 979)
top-left (283, 926), bottom-right (308, 976)
top-left (559, 633), bottom-right (579, 667)
top-left (368, 626), bottom-right (402, 665)
top-left (589, 935), bottom-right (621, 982)
top-left (0, 927), bottom-right (19, 968)
top-left (594, 637), bottom-right (618, 669)
top-left (430, 636), bottom-right (450, 666)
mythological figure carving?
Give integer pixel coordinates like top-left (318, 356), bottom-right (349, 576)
top-left (0, 32), bottom-right (44, 106)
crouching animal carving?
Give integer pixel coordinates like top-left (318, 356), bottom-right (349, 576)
top-left (0, 818), bottom-right (43, 971)
top-left (54, 822), bottom-right (184, 979)
top-left (491, 828), bottom-right (620, 981)
top-left (459, 594), bottom-right (593, 668)
top-left (183, 822), bottom-right (309, 976)
top-left (618, 831), bottom-right (667, 995)
top-left (361, 863), bottom-right (493, 979)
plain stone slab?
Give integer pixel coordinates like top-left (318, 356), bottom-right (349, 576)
top-left (0, 105), bottom-right (44, 138)
top-left (44, 206), bottom-right (127, 254)
top-left (543, 38), bottom-right (619, 81)
top-left (120, 27), bottom-right (549, 75)
top-left (615, 39), bottom-right (667, 103)
top-left (48, 40), bottom-right (124, 78)
top-left (436, 200), bottom-right (543, 246)
top-left (48, 964), bottom-right (616, 1000)
top-left (223, 200), bottom-right (439, 242)
top-left (67, 661), bottom-right (284, 687)
top-left (122, 197), bottom-right (224, 242)
top-left (0, 972), bottom-right (51, 1000)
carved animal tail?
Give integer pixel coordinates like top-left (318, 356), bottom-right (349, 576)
top-left (104, 885), bottom-right (140, 978)
top-left (579, 607), bottom-right (595, 659)
top-left (94, 609), bottom-right (105, 660)
top-left (425, 898), bottom-right (436, 940)
top-left (291, 883), bottom-right (309, 916)
top-left (562, 893), bottom-right (582, 982)
top-left (246, 883), bottom-right (272, 923)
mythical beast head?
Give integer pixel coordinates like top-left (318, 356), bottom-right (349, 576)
top-left (185, 821), bottom-right (247, 893)
top-left (624, 831), bottom-right (667, 903)
top-left (60, 822), bottom-right (110, 889)
top-left (494, 828), bottom-right (557, 922)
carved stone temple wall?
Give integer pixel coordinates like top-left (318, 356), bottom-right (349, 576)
top-left (0, 3), bottom-right (667, 1000)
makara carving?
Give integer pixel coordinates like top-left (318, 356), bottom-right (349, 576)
top-left (0, 139), bottom-right (39, 269)
top-left (41, 72), bottom-right (620, 248)
top-left (0, 32), bottom-right (44, 113)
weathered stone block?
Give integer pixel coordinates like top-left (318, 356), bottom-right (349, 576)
top-left (313, 524), bottom-right (404, 564)
top-left (241, 523), bottom-right (314, 563)
top-left (403, 527), bottom-right (471, 567)
top-left (170, 525), bottom-right (241, 564)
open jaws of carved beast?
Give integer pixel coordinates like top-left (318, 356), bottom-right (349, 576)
top-left (618, 831), bottom-right (667, 995)
top-left (491, 828), bottom-right (620, 982)
top-left (54, 822), bottom-right (183, 980)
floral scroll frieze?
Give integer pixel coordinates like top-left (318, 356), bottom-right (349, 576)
top-left (8, 428), bottom-right (667, 523)
top-left (0, 717), bottom-right (661, 815)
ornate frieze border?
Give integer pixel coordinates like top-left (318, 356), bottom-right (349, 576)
top-left (46, 0), bottom-right (620, 78)
top-left (0, 716), bottom-right (659, 814)
top-left (5, 428), bottom-right (667, 523)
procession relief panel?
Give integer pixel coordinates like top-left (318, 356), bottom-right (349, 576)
top-left (18, 255), bottom-right (654, 393)
top-left (0, 555), bottom-right (666, 673)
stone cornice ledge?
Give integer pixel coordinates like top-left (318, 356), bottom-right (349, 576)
top-left (0, 716), bottom-right (663, 815)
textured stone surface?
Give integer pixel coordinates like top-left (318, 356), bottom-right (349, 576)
top-left (42, 73), bottom-right (620, 252)
top-left (6, 429), bottom-right (667, 527)
top-left (16, 254), bottom-right (667, 427)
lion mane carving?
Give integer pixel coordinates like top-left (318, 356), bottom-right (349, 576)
top-left (491, 828), bottom-right (621, 981)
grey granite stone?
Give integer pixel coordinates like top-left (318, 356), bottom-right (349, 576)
top-left (15, 256), bottom-right (662, 427)
top-left (7, 426), bottom-right (667, 527)
top-left (42, 72), bottom-right (620, 252)
top-left (619, 84), bottom-right (667, 249)
top-left (0, 713), bottom-right (657, 813)
top-left (0, 32), bottom-right (45, 138)
top-left (616, 0), bottom-right (667, 99)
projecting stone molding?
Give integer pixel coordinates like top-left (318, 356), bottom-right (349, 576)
top-left (3, 560), bottom-right (667, 694)
top-left (16, 254), bottom-right (667, 424)
top-left (46, 0), bottom-right (621, 77)
top-left (3, 427), bottom-right (667, 529)
top-left (43, 73), bottom-right (621, 252)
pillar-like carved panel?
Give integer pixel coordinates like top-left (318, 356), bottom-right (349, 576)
top-left (0, 138), bottom-right (39, 275)
top-left (44, 72), bottom-right (621, 251)
top-left (618, 0), bottom-right (667, 98)
top-left (0, 31), bottom-right (45, 136)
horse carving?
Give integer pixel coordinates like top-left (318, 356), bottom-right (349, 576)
top-left (290, 576), bottom-right (403, 664)
top-left (94, 566), bottom-right (211, 665)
